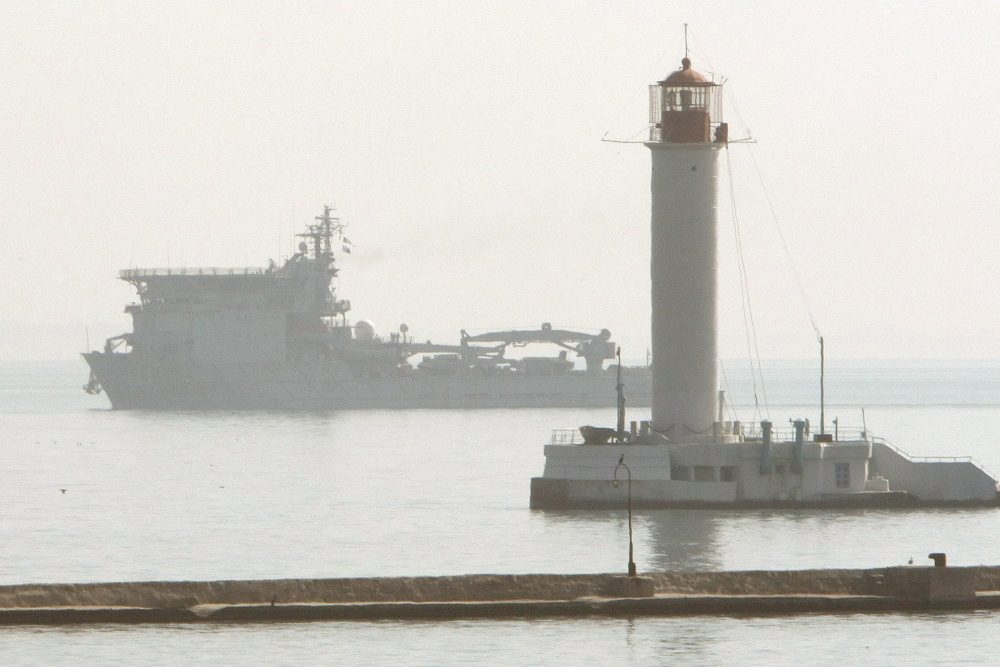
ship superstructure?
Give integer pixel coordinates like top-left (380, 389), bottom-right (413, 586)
top-left (83, 206), bottom-right (650, 409)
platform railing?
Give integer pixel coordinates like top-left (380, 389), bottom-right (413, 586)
top-left (870, 435), bottom-right (996, 479)
top-left (550, 429), bottom-right (583, 445)
top-left (552, 424), bottom-right (875, 446)
top-left (738, 424), bottom-right (868, 443)
top-left (119, 267), bottom-right (268, 279)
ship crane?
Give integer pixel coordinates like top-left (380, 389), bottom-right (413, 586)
top-left (460, 322), bottom-right (615, 373)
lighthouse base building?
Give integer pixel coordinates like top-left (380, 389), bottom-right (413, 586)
top-left (530, 59), bottom-right (998, 509)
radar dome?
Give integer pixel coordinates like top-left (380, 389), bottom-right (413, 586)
top-left (354, 320), bottom-right (376, 341)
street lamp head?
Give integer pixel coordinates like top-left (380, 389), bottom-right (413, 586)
top-left (613, 455), bottom-right (631, 485)
top-left (613, 479), bottom-right (619, 488)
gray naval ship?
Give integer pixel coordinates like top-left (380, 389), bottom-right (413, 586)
top-left (83, 206), bottom-right (652, 409)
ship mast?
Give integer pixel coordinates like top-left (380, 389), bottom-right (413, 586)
top-left (616, 347), bottom-right (626, 442)
top-left (297, 204), bottom-right (345, 260)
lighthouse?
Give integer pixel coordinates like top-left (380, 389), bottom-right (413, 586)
top-left (647, 58), bottom-right (728, 441)
top-left (528, 52), bottom-right (999, 510)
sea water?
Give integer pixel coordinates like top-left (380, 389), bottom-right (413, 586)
top-left (2, 359), bottom-right (999, 664)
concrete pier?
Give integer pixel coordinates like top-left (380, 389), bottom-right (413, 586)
top-left (2, 567), bottom-right (999, 625)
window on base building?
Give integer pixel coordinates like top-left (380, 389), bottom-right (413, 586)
top-left (720, 466), bottom-right (737, 482)
top-left (671, 466), bottom-right (690, 481)
top-left (835, 462), bottom-right (850, 488)
top-left (694, 466), bottom-right (715, 482)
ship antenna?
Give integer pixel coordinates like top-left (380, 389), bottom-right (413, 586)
top-left (819, 335), bottom-right (825, 436)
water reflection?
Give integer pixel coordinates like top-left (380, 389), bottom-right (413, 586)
top-left (534, 504), bottom-right (1000, 575)
top-left (537, 509), bottom-right (727, 572)
top-left (639, 510), bottom-right (727, 571)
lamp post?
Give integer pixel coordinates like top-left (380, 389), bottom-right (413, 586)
top-left (613, 454), bottom-right (637, 577)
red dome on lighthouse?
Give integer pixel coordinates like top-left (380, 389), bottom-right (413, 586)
top-left (660, 58), bottom-right (710, 86)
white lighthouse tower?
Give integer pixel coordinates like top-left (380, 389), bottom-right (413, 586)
top-left (647, 58), bottom-right (728, 440)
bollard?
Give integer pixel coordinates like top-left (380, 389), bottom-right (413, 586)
top-left (928, 552), bottom-right (947, 567)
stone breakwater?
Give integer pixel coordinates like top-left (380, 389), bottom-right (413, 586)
top-left (2, 567), bottom-right (999, 625)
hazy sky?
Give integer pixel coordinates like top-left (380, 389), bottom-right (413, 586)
top-left (3, 1), bottom-right (1000, 362)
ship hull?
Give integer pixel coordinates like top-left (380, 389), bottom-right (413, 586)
top-left (83, 353), bottom-right (652, 410)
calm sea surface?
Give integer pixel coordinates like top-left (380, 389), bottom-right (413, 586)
top-left (3, 359), bottom-right (1000, 664)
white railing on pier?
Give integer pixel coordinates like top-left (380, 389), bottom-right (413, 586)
top-left (871, 436), bottom-right (996, 478)
top-left (119, 267), bottom-right (269, 279)
top-left (552, 425), bottom-right (874, 446)
top-left (738, 423), bottom-right (871, 443)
